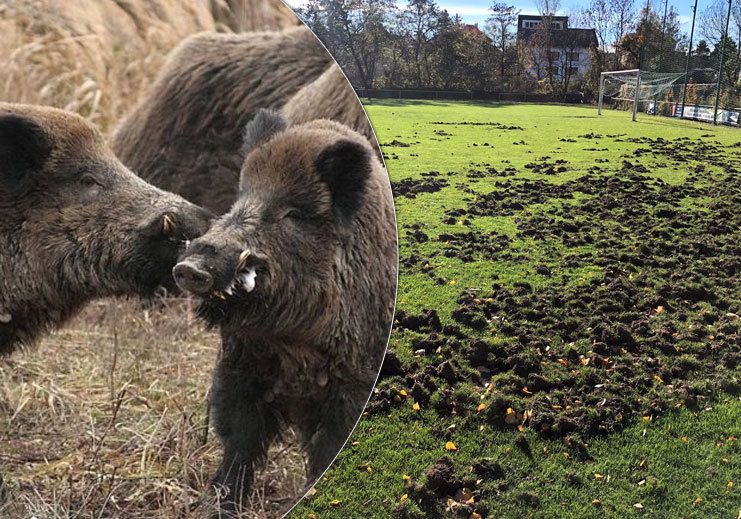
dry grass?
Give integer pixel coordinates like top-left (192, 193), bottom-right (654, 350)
top-left (0, 1), bottom-right (309, 517)
top-left (0, 301), bottom-right (307, 518)
top-left (0, 0), bottom-right (298, 134)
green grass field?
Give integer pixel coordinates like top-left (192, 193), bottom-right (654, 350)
top-left (294, 102), bottom-right (740, 518)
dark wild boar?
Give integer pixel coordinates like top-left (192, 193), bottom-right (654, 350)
top-left (0, 103), bottom-right (211, 355)
top-left (281, 64), bottom-right (379, 151)
top-left (111, 26), bottom-right (332, 215)
top-left (173, 110), bottom-right (397, 509)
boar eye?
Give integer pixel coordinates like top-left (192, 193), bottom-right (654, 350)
top-left (281, 208), bottom-right (302, 220)
top-left (79, 174), bottom-right (101, 188)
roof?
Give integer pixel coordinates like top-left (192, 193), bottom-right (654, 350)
top-left (518, 14), bottom-right (569, 24)
top-left (518, 27), bottom-right (598, 49)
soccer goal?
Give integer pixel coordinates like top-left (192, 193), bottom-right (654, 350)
top-left (598, 69), bottom-right (687, 121)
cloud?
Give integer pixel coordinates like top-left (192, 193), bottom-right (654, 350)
top-left (437, 5), bottom-right (491, 16)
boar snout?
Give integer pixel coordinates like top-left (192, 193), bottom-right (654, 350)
top-left (141, 203), bottom-right (212, 243)
top-left (173, 259), bottom-right (213, 294)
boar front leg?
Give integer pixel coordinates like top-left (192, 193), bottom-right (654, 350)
top-left (301, 378), bottom-right (370, 484)
top-left (209, 354), bottom-right (280, 513)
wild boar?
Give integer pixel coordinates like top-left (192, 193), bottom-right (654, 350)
top-left (173, 110), bottom-right (397, 508)
top-left (0, 103), bottom-right (211, 354)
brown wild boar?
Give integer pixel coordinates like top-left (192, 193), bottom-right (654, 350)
top-left (111, 26), bottom-right (332, 215)
top-left (0, 103), bottom-right (212, 354)
top-left (281, 64), bottom-right (379, 150)
top-left (173, 110), bottom-right (397, 509)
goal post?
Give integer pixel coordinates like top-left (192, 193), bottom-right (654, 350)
top-left (597, 69), bottom-right (687, 121)
top-left (631, 71), bottom-right (641, 122)
top-left (598, 69), bottom-right (638, 116)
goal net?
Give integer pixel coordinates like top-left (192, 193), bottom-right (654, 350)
top-left (598, 69), bottom-right (688, 120)
top-left (598, 69), bottom-right (740, 124)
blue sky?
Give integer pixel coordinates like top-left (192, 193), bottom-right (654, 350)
top-left (436, 0), bottom-right (696, 35)
top-left (287, 0), bottom-right (698, 36)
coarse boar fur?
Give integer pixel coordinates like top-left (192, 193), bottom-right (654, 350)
top-left (173, 110), bottom-right (397, 508)
top-left (281, 64), bottom-right (378, 150)
top-left (0, 103), bottom-right (211, 354)
top-left (111, 26), bottom-right (332, 215)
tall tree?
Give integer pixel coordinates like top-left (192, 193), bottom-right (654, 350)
top-left (710, 35), bottom-right (740, 86)
top-left (582, 0), bottom-right (635, 71)
top-left (299, 0), bottom-right (395, 89)
top-left (487, 3), bottom-right (520, 84)
top-left (398, 0), bottom-right (440, 87)
top-left (700, 0), bottom-right (741, 45)
top-left (618, 2), bottom-right (684, 71)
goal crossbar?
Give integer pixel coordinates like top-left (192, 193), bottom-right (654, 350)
top-left (598, 69), bottom-right (687, 121)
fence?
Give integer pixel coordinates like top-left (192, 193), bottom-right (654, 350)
top-left (355, 89), bottom-right (589, 104)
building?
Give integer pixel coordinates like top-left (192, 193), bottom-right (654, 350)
top-left (516, 15), bottom-right (597, 80)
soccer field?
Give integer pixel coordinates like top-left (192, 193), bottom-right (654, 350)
top-left (295, 101), bottom-right (740, 518)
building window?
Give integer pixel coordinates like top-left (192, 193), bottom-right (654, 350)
top-left (568, 52), bottom-right (581, 62)
top-left (549, 51), bottom-right (561, 60)
top-left (553, 21), bottom-right (563, 29)
top-left (569, 66), bottom-right (580, 75)
top-left (523, 20), bottom-right (540, 29)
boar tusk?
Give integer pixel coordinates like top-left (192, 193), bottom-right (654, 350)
top-left (237, 249), bottom-right (251, 271)
top-left (162, 214), bottom-right (175, 236)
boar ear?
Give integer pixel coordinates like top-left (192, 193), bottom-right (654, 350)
top-left (316, 139), bottom-right (371, 224)
top-left (241, 109), bottom-right (288, 156)
top-left (0, 114), bottom-right (52, 190)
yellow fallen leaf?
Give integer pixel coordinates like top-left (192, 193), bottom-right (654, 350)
top-left (445, 441), bottom-right (458, 451)
top-left (471, 513), bottom-right (483, 519)
top-left (402, 474), bottom-right (411, 482)
top-left (400, 389), bottom-right (408, 397)
top-left (455, 487), bottom-right (475, 504)
top-left (330, 500), bottom-right (341, 508)
top-left (400, 494), bottom-right (408, 503)
top-left (592, 499), bottom-right (601, 507)
top-left (557, 358), bottom-right (569, 367)
top-left (634, 503), bottom-right (644, 509)
top-left (477, 403), bottom-right (487, 412)
top-left (693, 496), bottom-right (702, 506)
top-left (412, 402), bottom-right (421, 412)
top-left (727, 480), bottom-right (733, 488)
top-left (594, 473), bottom-right (604, 480)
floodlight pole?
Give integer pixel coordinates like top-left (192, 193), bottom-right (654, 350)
top-left (634, 0), bottom-right (651, 122)
top-left (712, 0), bottom-right (733, 125)
top-left (632, 71), bottom-right (642, 121)
top-left (680, 0), bottom-right (699, 120)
